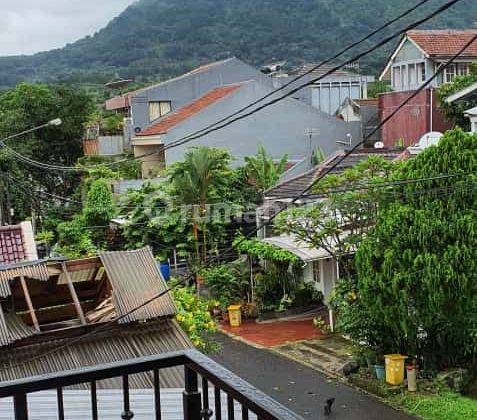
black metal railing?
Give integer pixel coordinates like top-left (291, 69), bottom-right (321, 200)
top-left (0, 349), bottom-right (304, 420)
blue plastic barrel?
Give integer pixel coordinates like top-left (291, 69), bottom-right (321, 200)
top-left (160, 262), bottom-right (170, 281)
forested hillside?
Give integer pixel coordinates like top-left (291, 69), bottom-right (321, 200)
top-left (0, 0), bottom-right (476, 88)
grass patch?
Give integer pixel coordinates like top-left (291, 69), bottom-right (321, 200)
top-left (390, 391), bottom-right (477, 420)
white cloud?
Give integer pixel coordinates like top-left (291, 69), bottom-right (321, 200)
top-left (0, 0), bottom-right (137, 56)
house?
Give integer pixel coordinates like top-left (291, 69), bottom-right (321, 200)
top-left (105, 57), bottom-right (362, 178)
top-left (106, 57), bottom-right (275, 143)
top-left (272, 63), bottom-right (375, 116)
top-left (0, 247), bottom-right (191, 387)
top-left (132, 80), bottom-right (361, 177)
top-left (257, 148), bottom-right (403, 302)
top-left (0, 222), bottom-right (37, 266)
top-left (378, 29), bottom-right (477, 147)
top-left (336, 98), bottom-right (381, 146)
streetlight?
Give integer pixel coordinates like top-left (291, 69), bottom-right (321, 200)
top-left (1, 118), bottom-right (63, 143)
top-left (48, 118), bottom-right (62, 127)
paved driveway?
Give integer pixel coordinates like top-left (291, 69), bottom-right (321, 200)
top-left (210, 333), bottom-right (414, 420)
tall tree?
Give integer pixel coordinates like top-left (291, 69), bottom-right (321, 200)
top-left (244, 145), bottom-right (287, 193)
top-left (336, 129), bottom-right (477, 369)
top-left (169, 146), bottom-right (232, 263)
top-left (0, 83), bottom-right (95, 224)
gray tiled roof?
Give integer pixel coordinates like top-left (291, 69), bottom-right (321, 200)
top-left (265, 148), bottom-right (403, 199)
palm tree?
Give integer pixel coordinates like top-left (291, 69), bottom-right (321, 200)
top-left (244, 145), bottom-right (288, 193)
top-left (169, 146), bottom-right (231, 263)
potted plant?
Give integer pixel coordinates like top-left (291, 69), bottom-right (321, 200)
top-left (313, 316), bottom-right (331, 338)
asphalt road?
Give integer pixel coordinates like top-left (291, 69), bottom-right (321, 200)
top-left (210, 333), bottom-right (414, 420)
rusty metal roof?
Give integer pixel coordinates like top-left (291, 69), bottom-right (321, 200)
top-left (0, 260), bottom-right (50, 298)
top-left (0, 308), bottom-right (36, 347)
top-left (99, 248), bottom-right (176, 324)
top-left (0, 320), bottom-right (191, 388)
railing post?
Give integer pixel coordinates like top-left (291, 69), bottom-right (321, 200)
top-left (183, 366), bottom-right (202, 420)
top-left (13, 393), bottom-right (28, 420)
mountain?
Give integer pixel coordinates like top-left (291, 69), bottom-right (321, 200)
top-left (0, 0), bottom-right (476, 88)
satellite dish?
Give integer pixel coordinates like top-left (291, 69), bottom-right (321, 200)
top-left (374, 141), bottom-right (384, 149)
top-left (105, 79), bottom-right (134, 89)
top-left (418, 132), bottom-right (443, 148)
top-left (134, 127), bottom-right (142, 134)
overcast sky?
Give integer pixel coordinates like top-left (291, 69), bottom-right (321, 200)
top-left (0, 0), bottom-right (137, 56)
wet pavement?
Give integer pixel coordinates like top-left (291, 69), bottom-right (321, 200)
top-left (220, 318), bottom-right (320, 347)
top-left (210, 333), bottom-right (414, 420)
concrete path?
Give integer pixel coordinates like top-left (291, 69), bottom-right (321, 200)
top-left (210, 333), bottom-right (414, 420)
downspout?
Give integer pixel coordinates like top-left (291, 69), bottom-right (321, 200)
top-left (429, 88), bottom-right (433, 132)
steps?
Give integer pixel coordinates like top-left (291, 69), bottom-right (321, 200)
top-left (274, 337), bottom-right (353, 377)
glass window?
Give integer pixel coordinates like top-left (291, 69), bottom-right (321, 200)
top-left (417, 63), bottom-right (426, 82)
top-left (457, 63), bottom-right (469, 76)
top-left (401, 65), bottom-right (407, 88)
top-left (149, 101), bottom-right (172, 121)
top-left (313, 261), bottom-right (321, 283)
top-left (408, 64), bottom-right (416, 86)
top-left (445, 64), bottom-right (456, 83)
top-left (393, 66), bottom-right (401, 88)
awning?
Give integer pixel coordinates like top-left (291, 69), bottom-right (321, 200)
top-left (262, 235), bottom-right (332, 262)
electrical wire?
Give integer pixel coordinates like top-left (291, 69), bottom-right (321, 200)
top-left (1, 0), bottom-right (471, 370)
top-left (0, 0), bottom-right (461, 172)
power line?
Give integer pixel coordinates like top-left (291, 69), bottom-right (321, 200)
top-left (0, 0), bottom-right (458, 173)
top-left (162, 0), bottom-right (464, 152)
top-left (1, 0), bottom-right (469, 370)
top-left (202, 29), bottom-right (477, 268)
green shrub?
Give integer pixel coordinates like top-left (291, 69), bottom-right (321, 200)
top-left (173, 286), bottom-right (218, 351)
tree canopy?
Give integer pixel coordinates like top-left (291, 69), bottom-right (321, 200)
top-left (336, 129), bottom-right (477, 369)
top-left (1, 0), bottom-right (477, 88)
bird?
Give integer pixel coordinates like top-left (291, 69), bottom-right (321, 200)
top-left (324, 398), bottom-right (335, 416)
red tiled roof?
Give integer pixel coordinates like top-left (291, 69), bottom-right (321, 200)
top-left (0, 225), bottom-right (25, 265)
top-left (407, 30), bottom-right (477, 58)
top-left (137, 85), bottom-right (242, 137)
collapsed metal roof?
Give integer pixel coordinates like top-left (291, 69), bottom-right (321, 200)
top-left (99, 247), bottom-right (176, 324)
top-left (0, 320), bottom-right (190, 388)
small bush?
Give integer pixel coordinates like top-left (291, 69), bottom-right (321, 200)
top-left (173, 286), bottom-right (218, 352)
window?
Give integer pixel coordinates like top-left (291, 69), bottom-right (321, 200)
top-left (149, 101), bottom-right (171, 121)
top-left (457, 63), bottom-right (469, 76)
top-left (417, 63), bottom-right (426, 83)
top-left (445, 64), bottom-right (457, 83)
top-left (408, 64), bottom-right (416, 86)
top-left (313, 261), bottom-right (321, 283)
top-left (401, 65), bottom-right (407, 88)
top-left (393, 66), bottom-right (401, 88)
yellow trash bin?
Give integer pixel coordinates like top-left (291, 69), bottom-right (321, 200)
top-left (228, 305), bottom-right (242, 327)
top-left (384, 354), bottom-right (407, 385)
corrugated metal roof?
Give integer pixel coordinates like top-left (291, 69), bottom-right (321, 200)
top-left (100, 248), bottom-right (176, 324)
top-left (0, 320), bottom-right (191, 388)
top-left (0, 308), bottom-right (36, 347)
top-left (0, 261), bottom-right (50, 298)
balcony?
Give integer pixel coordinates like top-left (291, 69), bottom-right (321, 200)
top-left (83, 135), bottom-right (125, 156)
top-left (0, 349), bottom-right (303, 420)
